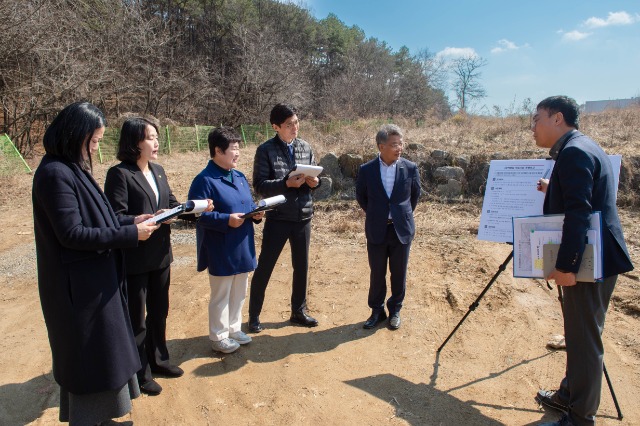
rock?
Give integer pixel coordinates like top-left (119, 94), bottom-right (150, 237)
top-left (467, 162), bottom-right (490, 195)
top-left (406, 143), bottom-right (427, 151)
top-left (433, 166), bottom-right (465, 183)
top-left (313, 177), bottom-right (333, 200)
top-left (453, 156), bottom-right (469, 170)
top-left (437, 179), bottom-right (463, 198)
top-left (431, 149), bottom-right (450, 161)
top-left (338, 153), bottom-right (363, 179)
top-left (318, 153), bottom-right (343, 180)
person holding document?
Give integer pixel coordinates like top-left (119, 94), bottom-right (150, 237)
top-left (104, 117), bottom-right (211, 395)
top-left (356, 124), bottom-right (421, 330)
top-left (531, 96), bottom-right (633, 426)
top-left (248, 103), bottom-right (321, 332)
top-left (32, 102), bottom-right (159, 424)
top-left (188, 127), bottom-right (264, 354)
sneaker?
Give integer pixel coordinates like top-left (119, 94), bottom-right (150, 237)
top-left (229, 331), bottom-right (252, 345)
top-left (211, 338), bottom-right (240, 354)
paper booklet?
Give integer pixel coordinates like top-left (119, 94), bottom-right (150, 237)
top-left (143, 200), bottom-right (209, 224)
top-left (288, 164), bottom-right (323, 178)
top-left (512, 212), bottom-right (603, 281)
top-left (241, 195), bottom-right (286, 218)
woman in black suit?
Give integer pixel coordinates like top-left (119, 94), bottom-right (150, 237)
top-left (104, 117), bottom-right (198, 396)
top-left (32, 102), bottom-right (159, 425)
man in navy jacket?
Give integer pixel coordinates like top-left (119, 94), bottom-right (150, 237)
top-left (356, 124), bottom-right (421, 330)
top-left (533, 96), bottom-right (633, 426)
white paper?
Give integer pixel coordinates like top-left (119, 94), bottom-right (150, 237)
top-left (478, 156), bottom-right (621, 243)
top-left (512, 212), bottom-right (602, 279)
top-left (143, 199), bottom-right (208, 224)
top-left (289, 164), bottom-right (323, 178)
top-left (530, 230), bottom-right (563, 276)
top-left (478, 159), bottom-right (550, 243)
top-left (258, 195), bottom-right (286, 207)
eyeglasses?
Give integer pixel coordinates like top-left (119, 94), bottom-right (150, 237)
top-left (385, 143), bottom-right (404, 149)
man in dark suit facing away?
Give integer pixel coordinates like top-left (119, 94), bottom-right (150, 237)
top-left (532, 96), bottom-right (633, 426)
top-left (356, 124), bottom-right (421, 330)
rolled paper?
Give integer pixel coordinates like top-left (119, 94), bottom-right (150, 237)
top-left (258, 194), bottom-right (286, 208)
top-left (185, 199), bottom-right (209, 213)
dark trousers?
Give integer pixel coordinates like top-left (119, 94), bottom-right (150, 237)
top-left (366, 223), bottom-right (411, 315)
top-left (249, 218), bottom-right (311, 317)
top-left (127, 265), bottom-right (171, 384)
top-left (556, 275), bottom-right (617, 426)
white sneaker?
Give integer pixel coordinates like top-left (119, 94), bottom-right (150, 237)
top-left (211, 338), bottom-right (240, 353)
top-left (229, 331), bottom-right (252, 345)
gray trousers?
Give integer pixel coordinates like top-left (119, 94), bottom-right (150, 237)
top-left (556, 274), bottom-right (617, 426)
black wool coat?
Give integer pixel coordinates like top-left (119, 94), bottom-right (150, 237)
top-left (32, 154), bottom-right (141, 394)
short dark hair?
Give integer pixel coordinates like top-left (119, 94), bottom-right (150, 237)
top-left (43, 102), bottom-right (107, 171)
top-left (117, 117), bottom-right (159, 163)
top-left (537, 96), bottom-right (580, 129)
top-left (375, 124), bottom-right (403, 145)
top-left (270, 103), bottom-right (297, 126)
top-left (208, 126), bottom-right (242, 158)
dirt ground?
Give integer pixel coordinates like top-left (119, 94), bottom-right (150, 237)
top-left (1, 149), bottom-right (639, 426)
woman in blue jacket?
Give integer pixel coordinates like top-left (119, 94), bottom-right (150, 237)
top-left (188, 127), bottom-right (264, 354)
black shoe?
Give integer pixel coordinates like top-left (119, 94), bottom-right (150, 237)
top-left (248, 316), bottom-right (263, 333)
top-left (290, 311), bottom-right (319, 327)
top-left (388, 313), bottom-right (401, 330)
top-left (363, 311), bottom-right (387, 329)
top-left (535, 389), bottom-right (568, 412)
top-left (140, 379), bottom-right (162, 396)
top-left (150, 364), bottom-right (184, 378)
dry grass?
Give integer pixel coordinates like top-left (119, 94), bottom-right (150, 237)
top-left (302, 106), bottom-right (640, 160)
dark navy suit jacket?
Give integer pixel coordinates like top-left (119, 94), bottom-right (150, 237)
top-left (543, 131), bottom-right (633, 278)
top-left (356, 156), bottom-right (421, 245)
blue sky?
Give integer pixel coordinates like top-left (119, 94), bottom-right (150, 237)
top-left (303, 0), bottom-right (640, 112)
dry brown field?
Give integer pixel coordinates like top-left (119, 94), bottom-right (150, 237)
top-left (1, 111), bottom-right (639, 425)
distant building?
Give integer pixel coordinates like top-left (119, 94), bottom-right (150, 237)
top-left (583, 98), bottom-right (639, 113)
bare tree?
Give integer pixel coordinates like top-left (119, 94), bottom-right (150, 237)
top-left (416, 48), bottom-right (448, 92)
top-left (451, 55), bottom-right (488, 113)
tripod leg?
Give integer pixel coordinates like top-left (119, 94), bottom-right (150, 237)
top-left (555, 285), bottom-right (623, 420)
top-left (438, 251), bottom-right (513, 352)
top-left (603, 364), bottom-right (623, 420)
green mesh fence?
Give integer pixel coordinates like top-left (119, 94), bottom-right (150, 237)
top-left (96, 124), bottom-right (272, 163)
top-left (1, 133), bottom-right (32, 174)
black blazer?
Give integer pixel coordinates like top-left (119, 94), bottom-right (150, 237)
top-left (543, 131), bottom-right (633, 278)
top-left (356, 156), bottom-right (421, 245)
top-left (104, 161), bottom-right (180, 275)
top-left (32, 154), bottom-right (141, 394)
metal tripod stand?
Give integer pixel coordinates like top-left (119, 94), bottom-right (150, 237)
top-left (436, 250), bottom-right (623, 420)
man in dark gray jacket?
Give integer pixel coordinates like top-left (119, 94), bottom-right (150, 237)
top-left (248, 104), bottom-right (321, 332)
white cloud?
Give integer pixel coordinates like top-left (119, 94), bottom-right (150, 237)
top-left (491, 39), bottom-right (529, 54)
top-left (562, 30), bottom-right (591, 41)
top-left (436, 47), bottom-right (478, 59)
top-left (584, 11), bottom-right (638, 28)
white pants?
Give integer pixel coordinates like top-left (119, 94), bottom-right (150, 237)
top-left (208, 272), bottom-right (249, 342)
